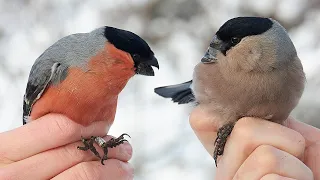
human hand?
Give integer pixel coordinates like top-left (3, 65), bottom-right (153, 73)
top-left (189, 106), bottom-right (319, 180)
top-left (0, 114), bottom-right (133, 180)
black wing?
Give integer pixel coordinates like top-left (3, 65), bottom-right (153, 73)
top-left (23, 62), bottom-right (68, 124)
top-left (154, 80), bottom-right (195, 104)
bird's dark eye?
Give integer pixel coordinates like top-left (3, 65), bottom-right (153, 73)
top-left (231, 37), bottom-right (240, 45)
top-left (132, 54), bottom-right (140, 59)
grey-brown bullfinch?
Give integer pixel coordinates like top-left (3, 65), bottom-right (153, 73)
top-left (23, 26), bottom-right (159, 165)
top-left (154, 17), bottom-right (305, 166)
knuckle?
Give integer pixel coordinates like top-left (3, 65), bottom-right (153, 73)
top-left (189, 107), bottom-right (203, 131)
top-left (232, 118), bottom-right (255, 143)
top-left (48, 115), bottom-right (78, 140)
top-left (253, 145), bottom-right (279, 171)
top-left (189, 106), bottom-right (216, 132)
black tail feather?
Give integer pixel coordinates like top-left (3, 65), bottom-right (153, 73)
top-left (154, 80), bottom-right (195, 104)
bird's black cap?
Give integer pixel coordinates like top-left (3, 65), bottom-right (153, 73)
top-left (216, 17), bottom-right (273, 41)
top-left (104, 26), bottom-right (159, 76)
top-left (214, 17), bottom-right (273, 55)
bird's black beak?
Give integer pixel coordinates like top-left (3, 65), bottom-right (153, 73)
top-left (134, 55), bottom-right (159, 76)
top-left (201, 35), bottom-right (222, 64)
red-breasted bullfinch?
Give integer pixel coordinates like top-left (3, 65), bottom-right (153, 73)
top-left (154, 17), bottom-right (305, 166)
top-left (23, 26), bottom-right (159, 164)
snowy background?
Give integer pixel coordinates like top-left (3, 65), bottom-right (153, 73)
top-left (1, 0), bottom-right (320, 179)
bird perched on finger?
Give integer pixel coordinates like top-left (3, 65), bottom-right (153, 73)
top-left (23, 26), bottom-right (159, 164)
top-left (154, 17), bottom-right (305, 166)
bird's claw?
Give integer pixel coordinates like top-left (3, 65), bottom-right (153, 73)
top-left (116, 133), bottom-right (131, 140)
top-left (77, 136), bottom-right (101, 159)
top-left (99, 133), bottom-right (130, 165)
top-left (213, 122), bottom-right (235, 167)
top-left (77, 133), bottom-right (130, 165)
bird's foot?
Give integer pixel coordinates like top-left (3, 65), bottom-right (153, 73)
top-left (77, 134), bottom-right (131, 165)
top-left (213, 122), bottom-right (235, 167)
top-left (99, 133), bottom-right (131, 165)
top-left (77, 136), bottom-right (101, 159)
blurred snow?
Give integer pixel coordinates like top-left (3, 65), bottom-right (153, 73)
top-left (0, 0), bottom-right (319, 179)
